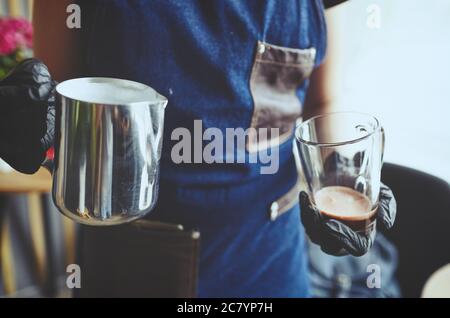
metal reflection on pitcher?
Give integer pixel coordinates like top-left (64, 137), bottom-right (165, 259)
top-left (49, 78), bottom-right (167, 225)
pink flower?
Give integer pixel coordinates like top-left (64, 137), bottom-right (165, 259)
top-left (0, 32), bottom-right (16, 55)
top-left (0, 17), bottom-right (33, 55)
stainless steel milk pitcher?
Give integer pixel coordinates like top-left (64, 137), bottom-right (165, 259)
top-left (50, 78), bottom-right (167, 225)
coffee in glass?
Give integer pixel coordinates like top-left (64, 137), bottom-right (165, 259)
top-left (295, 112), bottom-right (384, 236)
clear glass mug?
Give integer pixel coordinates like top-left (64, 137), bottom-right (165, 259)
top-left (295, 112), bottom-right (384, 236)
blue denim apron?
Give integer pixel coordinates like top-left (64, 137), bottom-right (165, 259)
top-left (80, 0), bottom-right (327, 297)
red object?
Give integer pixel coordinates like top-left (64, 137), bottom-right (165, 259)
top-left (46, 147), bottom-right (54, 160)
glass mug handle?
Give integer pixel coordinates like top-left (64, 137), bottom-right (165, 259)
top-left (354, 125), bottom-right (385, 194)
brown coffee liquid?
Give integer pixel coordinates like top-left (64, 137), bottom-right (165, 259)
top-left (314, 186), bottom-right (377, 234)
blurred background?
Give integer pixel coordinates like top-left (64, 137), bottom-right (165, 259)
top-left (0, 0), bottom-right (449, 298)
top-left (0, 0), bottom-right (75, 298)
top-left (332, 0), bottom-right (450, 183)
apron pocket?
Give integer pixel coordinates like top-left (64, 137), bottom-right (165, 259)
top-left (248, 41), bottom-right (316, 152)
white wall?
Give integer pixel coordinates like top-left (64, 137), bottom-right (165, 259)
top-left (332, 0), bottom-right (450, 182)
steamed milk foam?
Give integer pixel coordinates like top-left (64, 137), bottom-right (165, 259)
top-left (314, 186), bottom-right (377, 233)
top-left (56, 78), bottom-right (158, 105)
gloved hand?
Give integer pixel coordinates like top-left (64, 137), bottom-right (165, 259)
top-left (299, 152), bottom-right (397, 257)
top-left (0, 58), bottom-right (56, 174)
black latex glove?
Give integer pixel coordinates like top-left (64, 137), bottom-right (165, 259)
top-left (0, 58), bottom-right (56, 174)
top-left (299, 152), bottom-right (397, 257)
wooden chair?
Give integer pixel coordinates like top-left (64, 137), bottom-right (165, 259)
top-left (0, 168), bottom-right (75, 297)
